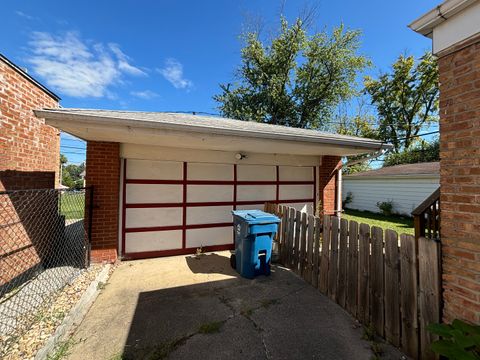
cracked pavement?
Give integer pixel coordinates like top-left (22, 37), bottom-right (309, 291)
top-left (64, 252), bottom-right (405, 360)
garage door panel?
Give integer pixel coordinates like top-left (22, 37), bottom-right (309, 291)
top-left (187, 206), bottom-right (233, 225)
top-left (188, 163), bottom-right (233, 181)
top-left (127, 159), bottom-right (183, 180)
top-left (125, 230), bottom-right (182, 253)
top-left (237, 165), bottom-right (276, 181)
top-left (126, 208), bottom-right (182, 228)
top-left (188, 185), bottom-right (233, 202)
top-left (279, 166), bottom-right (314, 181)
top-left (186, 227), bottom-right (233, 248)
top-left (279, 185), bottom-right (313, 200)
top-left (126, 184), bottom-right (182, 203)
top-left (237, 185), bottom-right (275, 201)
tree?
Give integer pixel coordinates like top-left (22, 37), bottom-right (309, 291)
top-left (214, 17), bottom-right (370, 129)
top-left (383, 139), bottom-right (439, 167)
top-left (335, 101), bottom-right (379, 174)
top-left (60, 154), bottom-right (85, 189)
top-left (364, 52), bottom-right (439, 153)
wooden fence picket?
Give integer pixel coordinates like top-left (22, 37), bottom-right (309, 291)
top-left (305, 214), bottom-right (315, 283)
top-left (346, 220), bottom-right (358, 317)
top-left (418, 236), bottom-right (441, 360)
top-left (287, 207), bottom-right (296, 267)
top-left (371, 226), bottom-right (385, 336)
top-left (358, 223), bottom-right (370, 325)
top-left (400, 234), bottom-right (419, 359)
top-left (293, 210), bottom-right (302, 273)
top-left (300, 212), bottom-right (307, 277)
top-left (319, 215), bottom-right (331, 294)
top-left (337, 218), bottom-right (348, 308)
top-left (312, 216), bottom-right (321, 289)
top-left (328, 216), bottom-right (339, 300)
top-left (384, 229), bottom-right (400, 347)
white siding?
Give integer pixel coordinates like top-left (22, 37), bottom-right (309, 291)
top-left (342, 176), bottom-right (439, 216)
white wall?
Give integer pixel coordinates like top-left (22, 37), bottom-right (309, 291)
top-left (342, 176), bottom-right (439, 216)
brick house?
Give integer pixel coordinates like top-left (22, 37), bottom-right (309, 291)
top-left (0, 54), bottom-right (60, 290)
top-left (35, 109), bottom-right (390, 263)
top-left (410, 0), bottom-right (480, 323)
top-left (0, 54), bottom-right (61, 190)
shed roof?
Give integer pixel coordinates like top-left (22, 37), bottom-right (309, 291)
top-left (34, 108), bottom-right (392, 157)
top-left (345, 162), bottom-right (439, 178)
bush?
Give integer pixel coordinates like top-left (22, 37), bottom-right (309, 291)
top-left (376, 200), bottom-right (394, 216)
top-left (427, 319), bottom-right (480, 359)
top-left (343, 192), bottom-right (354, 208)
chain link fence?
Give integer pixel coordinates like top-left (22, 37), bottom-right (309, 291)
top-left (0, 187), bottom-right (92, 353)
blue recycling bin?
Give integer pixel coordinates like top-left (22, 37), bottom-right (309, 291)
top-left (231, 210), bottom-right (280, 279)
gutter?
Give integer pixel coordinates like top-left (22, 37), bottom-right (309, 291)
top-left (408, 0), bottom-right (477, 36)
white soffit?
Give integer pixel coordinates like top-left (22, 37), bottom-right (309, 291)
top-left (409, 0), bottom-right (480, 54)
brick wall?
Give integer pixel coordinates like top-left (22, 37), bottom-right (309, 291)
top-left (438, 35), bottom-right (480, 324)
top-left (0, 58), bottom-right (60, 190)
top-left (86, 141), bottom-right (120, 263)
top-left (0, 57), bottom-right (60, 290)
top-left (319, 155), bottom-right (342, 216)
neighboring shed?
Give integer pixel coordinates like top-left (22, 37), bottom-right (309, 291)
top-left (343, 162), bottom-right (439, 216)
top-left (35, 108), bottom-right (390, 262)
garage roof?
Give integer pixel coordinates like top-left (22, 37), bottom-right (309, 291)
top-left (345, 162), bottom-right (439, 179)
top-left (35, 108), bottom-right (392, 157)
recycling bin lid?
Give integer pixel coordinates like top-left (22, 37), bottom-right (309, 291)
top-left (231, 209), bottom-right (280, 224)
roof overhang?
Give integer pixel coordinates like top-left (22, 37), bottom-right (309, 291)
top-left (409, 0), bottom-right (480, 54)
top-left (35, 109), bottom-right (391, 157)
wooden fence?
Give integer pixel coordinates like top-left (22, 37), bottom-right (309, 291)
top-left (264, 203), bottom-right (441, 360)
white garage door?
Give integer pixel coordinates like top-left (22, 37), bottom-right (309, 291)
top-left (121, 159), bottom-right (317, 259)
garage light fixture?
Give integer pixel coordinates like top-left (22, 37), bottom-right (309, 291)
top-left (235, 153), bottom-right (247, 160)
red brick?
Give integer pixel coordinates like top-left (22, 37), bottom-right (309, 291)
top-left (86, 142), bottom-right (120, 263)
top-left (439, 34), bottom-right (480, 324)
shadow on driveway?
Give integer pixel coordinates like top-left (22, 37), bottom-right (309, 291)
top-left (65, 252), bottom-right (404, 360)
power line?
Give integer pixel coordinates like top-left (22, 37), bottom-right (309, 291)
top-left (61, 145), bottom-right (85, 150)
top-left (61, 137), bottom-right (85, 143)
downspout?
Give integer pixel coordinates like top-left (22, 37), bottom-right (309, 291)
top-left (336, 167), bottom-right (342, 218)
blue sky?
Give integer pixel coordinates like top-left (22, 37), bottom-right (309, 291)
top-left (3, 0), bottom-right (439, 164)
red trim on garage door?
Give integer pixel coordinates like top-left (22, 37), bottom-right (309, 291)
top-left (123, 244), bottom-right (235, 260)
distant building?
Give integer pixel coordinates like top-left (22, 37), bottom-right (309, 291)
top-left (343, 162), bottom-right (439, 216)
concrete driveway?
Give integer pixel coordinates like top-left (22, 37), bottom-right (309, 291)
top-left (65, 252), bottom-right (404, 360)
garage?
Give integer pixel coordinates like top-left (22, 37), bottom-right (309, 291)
top-left (35, 109), bottom-right (389, 262)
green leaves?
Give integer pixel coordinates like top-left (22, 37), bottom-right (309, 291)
top-left (364, 52), bottom-right (439, 153)
top-left (214, 18), bottom-right (369, 129)
top-left (427, 320), bottom-right (480, 360)
top-left (383, 139), bottom-right (439, 167)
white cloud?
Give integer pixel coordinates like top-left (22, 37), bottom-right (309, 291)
top-left (157, 58), bottom-right (193, 90)
top-left (108, 43), bottom-right (146, 76)
top-left (130, 90), bottom-right (159, 99)
top-left (16, 11), bottom-right (35, 20)
top-left (27, 31), bottom-right (146, 98)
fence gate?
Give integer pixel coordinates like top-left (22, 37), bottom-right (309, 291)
top-left (0, 187), bottom-right (92, 357)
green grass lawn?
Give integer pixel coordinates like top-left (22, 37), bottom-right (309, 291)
top-left (60, 192), bottom-right (85, 220)
top-left (342, 208), bottom-right (414, 236)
